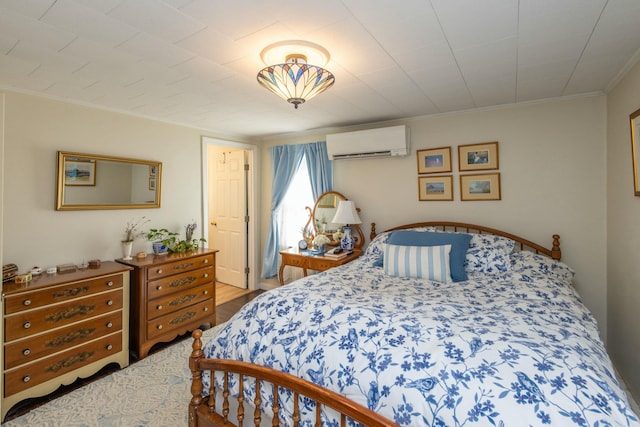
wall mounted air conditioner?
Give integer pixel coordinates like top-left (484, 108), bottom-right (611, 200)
top-left (326, 125), bottom-right (410, 160)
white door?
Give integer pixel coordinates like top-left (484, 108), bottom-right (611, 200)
top-left (208, 148), bottom-right (247, 288)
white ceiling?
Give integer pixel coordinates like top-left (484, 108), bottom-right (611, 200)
top-left (1, 0), bottom-right (639, 139)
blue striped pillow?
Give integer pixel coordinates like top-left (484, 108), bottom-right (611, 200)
top-left (384, 244), bottom-right (452, 283)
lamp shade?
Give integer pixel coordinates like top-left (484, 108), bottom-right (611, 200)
top-left (257, 61), bottom-right (335, 109)
top-left (331, 200), bottom-right (362, 225)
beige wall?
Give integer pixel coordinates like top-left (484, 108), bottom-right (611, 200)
top-left (0, 91), bottom-right (238, 270)
top-left (259, 96), bottom-right (609, 339)
top-left (606, 59), bottom-right (640, 402)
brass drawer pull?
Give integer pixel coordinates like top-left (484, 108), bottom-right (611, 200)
top-left (156, 269), bottom-right (163, 274)
top-left (23, 321), bottom-right (31, 329)
top-left (156, 285), bottom-right (162, 291)
top-left (157, 324), bottom-right (163, 330)
top-left (203, 307), bottom-right (208, 312)
top-left (203, 259), bottom-right (209, 264)
top-left (106, 281), bottom-right (114, 287)
top-left (22, 375), bottom-right (30, 383)
top-left (23, 348), bottom-right (31, 356)
top-left (106, 322), bottom-right (113, 328)
top-left (106, 300), bottom-right (113, 306)
top-left (203, 273), bottom-right (209, 278)
top-left (203, 290), bottom-right (208, 295)
top-left (106, 344), bottom-right (113, 351)
top-left (156, 305), bottom-right (163, 310)
top-left (23, 299), bottom-right (31, 306)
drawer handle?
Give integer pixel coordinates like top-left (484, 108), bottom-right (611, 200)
top-left (156, 269), bottom-right (163, 274)
top-left (106, 281), bottom-right (114, 287)
top-left (22, 375), bottom-right (30, 383)
top-left (203, 273), bottom-right (209, 278)
top-left (156, 305), bottom-right (163, 310)
top-left (203, 307), bottom-right (208, 312)
top-left (106, 344), bottom-right (113, 351)
top-left (23, 299), bottom-right (31, 306)
top-left (106, 322), bottom-right (113, 328)
top-left (203, 290), bottom-right (208, 295)
top-left (203, 259), bottom-right (209, 264)
top-left (157, 325), bottom-right (163, 330)
top-left (106, 300), bottom-right (114, 306)
top-left (23, 321), bottom-right (31, 329)
top-left (156, 285), bottom-right (162, 291)
top-left (23, 348), bottom-right (31, 356)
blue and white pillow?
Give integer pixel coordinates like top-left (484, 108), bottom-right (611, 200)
top-left (510, 251), bottom-right (574, 282)
top-left (464, 234), bottom-right (515, 274)
top-left (384, 244), bottom-right (452, 283)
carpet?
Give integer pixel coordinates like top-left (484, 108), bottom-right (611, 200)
top-left (3, 325), bottom-right (223, 427)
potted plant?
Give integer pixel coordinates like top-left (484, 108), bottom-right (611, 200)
top-left (146, 228), bottom-right (175, 254)
top-left (122, 217), bottom-right (150, 260)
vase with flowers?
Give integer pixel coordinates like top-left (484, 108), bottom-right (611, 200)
top-left (122, 217), bottom-right (150, 260)
top-left (312, 234), bottom-right (331, 255)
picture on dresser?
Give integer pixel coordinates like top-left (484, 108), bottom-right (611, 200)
top-left (416, 147), bottom-right (452, 174)
top-left (418, 175), bottom-right (453, 201)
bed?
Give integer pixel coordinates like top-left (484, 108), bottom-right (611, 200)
top-left (189, 221), bottom-right (640, 426)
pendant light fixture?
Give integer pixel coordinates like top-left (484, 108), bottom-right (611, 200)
top-left (257, 40), bottom-right (335, 109)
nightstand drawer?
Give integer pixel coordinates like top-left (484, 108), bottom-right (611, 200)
top-left (4, 311), bottom-right (122, 370)
top-left (4, 290), bottom-right (123, 341)
top-left (4, 274), bottom-right (123, 315)
top-left (306, 259), bottom-right (335, 271)
top-left (147, 254), bottom-right (214, 281)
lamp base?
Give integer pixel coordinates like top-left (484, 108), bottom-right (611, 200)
top-left (341, 226), bottom-right (354, 251)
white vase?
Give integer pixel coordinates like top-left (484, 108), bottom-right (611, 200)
top-left (121, 241), bottom-right (133, 260)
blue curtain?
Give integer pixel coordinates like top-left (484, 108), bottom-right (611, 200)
top-left (304, 142), bottom-right (333, 200)
top-left (261, 141), bottom-right (333, 279)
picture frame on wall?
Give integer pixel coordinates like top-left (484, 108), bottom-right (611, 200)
top-left (630, 107), bottom-right (640, 196)
top-left (458, 142), bottom-right (499, 171)
top-left (460, 173), bottom-right (501, 201)
top-left (64, 159), bottom-right (96, 186)
top-left (416, 147), bottom-right (452, 174)
top-left (418, 175), bottom-right (453, 201)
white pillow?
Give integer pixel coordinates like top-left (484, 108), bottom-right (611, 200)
top-left (384, 244), bottom-right (452, 283)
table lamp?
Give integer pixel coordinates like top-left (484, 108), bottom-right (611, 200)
top-left (331, 200), bottom-right (362, 251)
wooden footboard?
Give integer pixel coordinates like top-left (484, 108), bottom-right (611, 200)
top-left (189, 329), bottom-right (398, 427)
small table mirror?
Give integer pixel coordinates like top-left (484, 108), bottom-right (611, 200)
top-left (304, 191), bottom-right (364, 249)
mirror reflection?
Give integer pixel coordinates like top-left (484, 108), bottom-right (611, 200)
top-left (305, 191), bottom-right (364, 249)
top-left (56, 151), bottom-right (162, 210)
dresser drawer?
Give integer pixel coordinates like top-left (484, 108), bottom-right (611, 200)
top-left (4, 332), bottom-right (122, 396)
top-left (147, 283), bottom-right (212, 321)
top-left (4, 274), bottom-right (123, 315)
top-left (4, 311), bottom-right (122, 370)
top-left (146, 254), bottom-right (214, 281)
top-left (4, 290), bottom-right (123, 342)
top-left (306, 258), bottom-right (335, 271)
top-left (147, 267), bottom-right (213, 300)
top-left (146, 299), bottom-right (213, 340)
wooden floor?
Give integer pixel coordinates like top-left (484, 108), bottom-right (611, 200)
top-left (3, 283), bottom-right (265, 423)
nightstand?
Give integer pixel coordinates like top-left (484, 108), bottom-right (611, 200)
top-left (278, 248), bottom-right (362, 286)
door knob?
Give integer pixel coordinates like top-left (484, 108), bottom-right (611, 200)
top-left (210, 221), bottom-right (217, 226)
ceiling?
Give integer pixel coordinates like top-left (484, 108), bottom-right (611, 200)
top-left (1, 0), bottom-right (639, 140)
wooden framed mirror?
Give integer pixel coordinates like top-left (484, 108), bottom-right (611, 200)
top-left (56, 151), bottom-right (162, 210)
top-left (631, 107), bottom-right (640, 196)
top-left (304, 191), bottom-right (365, 249)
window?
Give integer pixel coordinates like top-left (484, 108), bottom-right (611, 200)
top-left (280, 156), bottom-right (314, 249)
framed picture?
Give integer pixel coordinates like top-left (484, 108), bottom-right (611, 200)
top-left (417, 147), bottom-right (452, 174)
top-left (64, 160), bottom-right (96, 186)
top-left (149, 165), bottom-right (157, 178)
top-left (460, 173), bottom-right (501, 201)
top-left (458, 142), bottom-right (499, 171)
top-left (631, 107), bottom-right (640, 196)
top-left (149, 177), bottom-right (156, 190)
top-left (418, 175), bottom-right (453, 201)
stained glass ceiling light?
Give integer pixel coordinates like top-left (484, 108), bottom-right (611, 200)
top-left (257, 40), bottom-right (335, 109)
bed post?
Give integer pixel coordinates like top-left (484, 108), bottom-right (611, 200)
top-left (189, 329), bottom-right (204, 427)
top-left (551, 234), bottom-right (561, 260)
top-left (370, 222), bottom-right (377, 241)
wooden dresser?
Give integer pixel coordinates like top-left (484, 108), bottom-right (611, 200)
top-left (117, 248), bottom-right (217, 360)
top-left (1, 262), bottom-right (131, 421)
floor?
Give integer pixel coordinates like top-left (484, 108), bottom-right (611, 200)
top-left (2, 282), bottom-right (264, 423)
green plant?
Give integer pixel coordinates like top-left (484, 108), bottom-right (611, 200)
top-left (146, 226), bottom-right (206, 253)
top-left (146, 228), bottom-right (175, 242)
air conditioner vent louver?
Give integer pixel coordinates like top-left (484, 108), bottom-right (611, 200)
top-left (326, 125), bottom-right (410, 160)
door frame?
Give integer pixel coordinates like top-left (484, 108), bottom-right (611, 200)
top-left (201, 136), bottom-right (259, 291)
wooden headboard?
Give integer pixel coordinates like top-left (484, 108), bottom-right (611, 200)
top-left (370, 221), bottom-right (561, 260)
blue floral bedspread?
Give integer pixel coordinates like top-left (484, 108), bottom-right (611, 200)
top-left (202, 247), bottom-right (639, 426)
